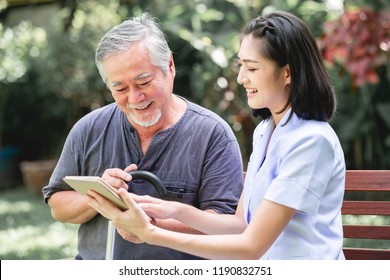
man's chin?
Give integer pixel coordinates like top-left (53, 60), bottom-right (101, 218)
top-left (127, 112), bottom-right (161, 128)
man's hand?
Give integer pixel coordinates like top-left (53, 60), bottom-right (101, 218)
top-left (101, 163), bottom-right (138, 190)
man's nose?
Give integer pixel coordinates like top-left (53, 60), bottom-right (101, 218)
top-left (127, 86), bottom-right (145, 103)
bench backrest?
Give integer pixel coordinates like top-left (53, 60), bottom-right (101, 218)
top-left (242, 170), bottom-right (390, 259)
top-left (342, 170), bottom-right (390, 260)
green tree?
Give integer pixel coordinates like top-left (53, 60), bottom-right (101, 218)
top-left (2, 0), bottom-right (388, 168)
top-left (321, 6), bottom-right (390, 169)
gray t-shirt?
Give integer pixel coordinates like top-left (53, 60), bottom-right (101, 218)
top-left (42, 98), bottom-right (243, 259)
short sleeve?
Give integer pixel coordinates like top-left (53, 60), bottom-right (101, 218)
top-left (42, 123), bottom-right (84, 202)
top-left (264, 134), bottom-right (335, 216)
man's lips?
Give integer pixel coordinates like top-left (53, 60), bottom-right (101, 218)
top-left (136, 102), bottom-right (152, 110)
top-left (127, 101), bottom-right (153, 110)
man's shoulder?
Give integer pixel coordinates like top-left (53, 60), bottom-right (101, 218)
top-left (186, 100), bottom-right (228, 126)
top-left (75, 103), bottom-right (119, 126)
top-left (84, 102), bottom-right (117, 117)
top-left (181, 100), bottom-right (237, 142)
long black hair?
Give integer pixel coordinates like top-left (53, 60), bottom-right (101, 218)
top-left (241, 11), bottom-right (336, 122)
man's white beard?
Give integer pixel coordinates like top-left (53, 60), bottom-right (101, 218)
top-left (127, 109), bottom-right (162, 127)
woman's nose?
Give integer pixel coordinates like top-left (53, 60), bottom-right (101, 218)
top-left (237, 68), bottom-right (248, 85)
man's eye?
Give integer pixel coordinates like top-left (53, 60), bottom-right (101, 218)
top-left (116, 88), bottom-right (127, 93)
top-left (138, 81), bottom-right (151, 87)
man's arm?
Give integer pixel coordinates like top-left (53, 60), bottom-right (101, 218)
top-left (48, 190), bottom-right (98, 224)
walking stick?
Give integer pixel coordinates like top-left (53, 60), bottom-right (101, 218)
top-left (105, 170), bottom-right (167, 260)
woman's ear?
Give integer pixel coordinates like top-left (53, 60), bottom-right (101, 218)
top-left (284, 64), bottom-right (291, 86)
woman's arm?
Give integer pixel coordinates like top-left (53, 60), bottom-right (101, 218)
top-left (142, 197), bottom-right (295, 259)
top-left (87, 188), bottom-right (295, 259)
top-left (133, 193), bottom-right (247, 234)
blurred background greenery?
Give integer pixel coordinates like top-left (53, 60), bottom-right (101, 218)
top-left (0, 186), bottom-right (78, 259)
top-left (0, 0), bottom-right (389, 259)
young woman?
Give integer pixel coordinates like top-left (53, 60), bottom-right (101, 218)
top-left (87, 11), bottom-right (346, 260)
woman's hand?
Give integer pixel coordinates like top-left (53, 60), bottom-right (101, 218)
top-left (131, 194), bottom-right (181, 220)
top-left (86, 187), bottom-right (154, 243)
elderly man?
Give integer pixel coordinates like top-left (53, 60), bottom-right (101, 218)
top-left (42, 13), bottom-right (243, 260)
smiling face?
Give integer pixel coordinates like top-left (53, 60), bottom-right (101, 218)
top-left (102, 41), bottom-right (176, 128)
top-left (237, 35), bottom-right (291, 124)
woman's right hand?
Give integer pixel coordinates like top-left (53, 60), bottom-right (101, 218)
top-left (131, 194), bottom-right (180, 220)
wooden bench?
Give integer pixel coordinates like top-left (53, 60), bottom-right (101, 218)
top-left (242, 170), bottom-right (390, 259)
top-left (342, 170), bottom-right (390, 260)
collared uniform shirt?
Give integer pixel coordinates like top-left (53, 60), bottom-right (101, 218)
top-left (244, 110), bottom-right (345, 259)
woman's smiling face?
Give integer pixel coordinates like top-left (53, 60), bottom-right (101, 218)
top-left (236, 34), bottom-right (291, 123)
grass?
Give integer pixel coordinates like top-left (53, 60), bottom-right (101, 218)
top-left (0, 185), bottom-right (388, 260)
top-left (0, 186), bottom-right (78, 260)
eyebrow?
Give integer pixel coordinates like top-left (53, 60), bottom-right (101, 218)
top-left (111, 81), bottom-right (122, 88)
top-left (135, 72), bottom-right (153, 80)
top-left (111, 72), bottom-right (153, 88)
top-left (236, 56), bottom-right (260, 64)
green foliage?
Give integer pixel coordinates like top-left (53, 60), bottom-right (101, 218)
top-left (321, 7), bottom-right (390, 169)
top-left (0, 21), bottom-right (46, 148)
top-left (1, 0), bottom-right (389, 168)
top-left (1, 0), bottom-right (121, 159)
top-left (1, 0), bottom-right (389, 260)
top-left (344, 0), bottom-right (390, 11)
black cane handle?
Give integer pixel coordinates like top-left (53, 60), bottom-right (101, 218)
top-left (128, 170), bottom-right (167, 198)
